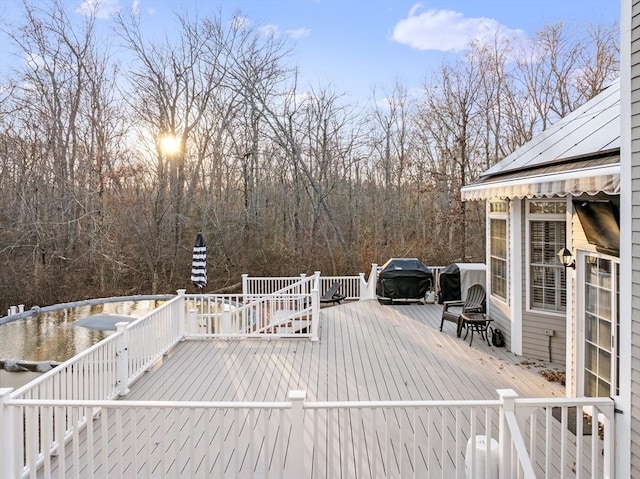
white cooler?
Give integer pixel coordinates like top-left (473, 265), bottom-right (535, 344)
top-left (464, 435), bottom-right (499, 479)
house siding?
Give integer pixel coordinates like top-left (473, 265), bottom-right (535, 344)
top-left (521, 312), bottom-right (567, 364)
top-left (629, 0), bottom-right (640, 475)
top-left (488, 297), bottom-right (511, 349)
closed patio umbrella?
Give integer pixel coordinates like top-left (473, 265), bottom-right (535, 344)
top-left (191, 233), bottom-right (207, 288)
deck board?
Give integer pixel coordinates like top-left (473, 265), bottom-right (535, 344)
top-left (42, 300), bottom-right (577, 478)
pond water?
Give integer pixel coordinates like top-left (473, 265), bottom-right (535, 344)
top-left (0, 299), bottom-right (166, 363)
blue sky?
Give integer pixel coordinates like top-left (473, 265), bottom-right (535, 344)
top-left (0, 0), bottom-right (621, 99)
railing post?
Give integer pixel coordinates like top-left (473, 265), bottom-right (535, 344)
top-left (367, 263), bottom-right (378, 300)
top-left (358, 273), bottom-right (366, 300)
top-left (0, 388), bottom-right (17, 479)
top-left (311, 272), bottom-right (320, 341)
top-left (116, 322), bottom-right (131, 397)
top-left (289, 390), bottom-right (306, 478)
top-left (601, 402), bottom-right (615, 478)
top-left (498, 388), bottom-right (518, 479)
top-left (222, 309), bottom-right (232, 335)
top-left (188, 309), bottom-right (197, 335)
top-left (176, 289), bottom-right (186, 338)
top-left (300, 273), bottom-right (306, 295)
top-left (242, 273), bottom-right (249, 297)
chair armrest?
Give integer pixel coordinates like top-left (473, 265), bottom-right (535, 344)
top-left (442, 300), bottom-right (464, 311)
top-left (463, 306), bottom-right (484, 313)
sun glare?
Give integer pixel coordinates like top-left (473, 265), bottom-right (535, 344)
top-left (160, 134), bottom-right (181, 156)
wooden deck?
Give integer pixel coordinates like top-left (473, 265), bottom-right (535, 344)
top-left (39, 300), bottom-right (580, 479)
top-left (127, 299), bottom-right (564, 403)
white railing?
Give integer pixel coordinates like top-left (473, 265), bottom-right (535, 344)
top-left (430, 266), bottom-right (446, 296)
top-left (0, 388), bottom-right (615, 479)
top-left (241, 265), bottom-right (447, 304)
top-left (1, 295), bottom-right (186, 479)
top-left (185, 293), bottom-right (317, 338)
top-left (505, 394), bottom-right (616, 479)
top-left (243, 271), bottom-right (365, 300)
top-left (187, 274), bottom-right (321, 340)
top-left (317, 274), bottom-right (365, 300)
top-left (9, 294), bottom-right (184, 403)
top-left (242, 273), bottom-right (315, 296)
top-left (122, 294), bottom-right (184, 387)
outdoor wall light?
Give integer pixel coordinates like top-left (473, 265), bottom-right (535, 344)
top-left (557, 247), bottom-right (576, 269)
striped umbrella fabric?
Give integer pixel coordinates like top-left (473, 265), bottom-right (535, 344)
top-left (191, 233), bottom-right (207, 288)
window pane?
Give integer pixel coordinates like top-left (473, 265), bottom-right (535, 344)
top-left (585, 313), bottom-right (597, 343)
top-left (491, 257), bottom-right (507, 299)
top-left (598, 258), bottom-right (612, 288)
top-left (490, 218), bottom-right (507, 301)
top-left (583, 256), bottom-right (618, 399)
top-left (599, 290), bottom-right (612, 319)
top-left (598, 349), bottom-right (611, 379)
top-left (529, 218), bottom-right (566, 312)
top-left (585, 342), bottom-right (596, 372)
top-left (598, 318), bottom-right (611, 349)
top-left (597, 378), bottom-right (611, 397)
top-left (490, 200), bottom-right (508, 213)
top-left (584, 371), bottom-right (597, 397)
top-left (529, 201), bottom-right (566, 214)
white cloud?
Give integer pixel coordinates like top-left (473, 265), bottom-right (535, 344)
top-left (286, 28), bottom-right (312, 39)
top-left (257, 24), bottom-right (311, 40)
top-left (392, 4), bottom-right (527, 53)
top-left (259, 24), bottom-right (280, 37)
top-left (76, 0), bottom-right (121, 19)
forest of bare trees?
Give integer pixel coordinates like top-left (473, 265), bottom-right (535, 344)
top-left (0, 1), bottom-right (619, 312)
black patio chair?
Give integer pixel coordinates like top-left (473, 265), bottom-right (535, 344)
top-left (320, 282), bottom-right (346, 305)
top-left (439, 283), bottom-right (485, 337)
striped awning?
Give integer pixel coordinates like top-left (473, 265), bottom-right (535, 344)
top-left (461, 164), bottom-right (620, 201)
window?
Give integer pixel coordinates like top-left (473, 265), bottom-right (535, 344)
top-left (489, 201), bottom-right (508, 301)
top-left (583, 256), bottom-right (619, 397)
top-left (528, 201), bottom-right (566, 312)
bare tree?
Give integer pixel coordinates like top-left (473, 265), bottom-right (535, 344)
top-left (2, 0), bottom-right (129, 302)
top-left (115, 9), bottom-right (230, 292)
top-left (0, 2), bottom-right (620, 312)
top-left (415, 59), bottom-right (484, 261)
top-left (518, 22), bottom-right (619, 130)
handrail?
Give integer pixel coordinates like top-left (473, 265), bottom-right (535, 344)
top-left (185, 283), bottom-right (318, 339)
top-left (504, 411), bottom-right (537, 478)
top-left (499, 391), bottom-right (615, 479)
top-left (0, 387), bottom-right (615, 478)
top-left (10, 295), bottom-right (184, 401)
top-left (243, 272), bottom-right (365, 300)
top-left (242, 274), bottom-right (313, 296)
top-left (241, 266), bottom-right (449, 303)
top-left (0, 294), bottom-right (174, 325)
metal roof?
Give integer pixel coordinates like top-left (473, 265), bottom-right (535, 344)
top-left (462, 79), bottom-right (620, 200)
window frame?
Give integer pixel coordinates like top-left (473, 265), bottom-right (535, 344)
top-left (525, 199), bottom-right (567, 314)
top-left (488, 200), bottom-right (509, 304)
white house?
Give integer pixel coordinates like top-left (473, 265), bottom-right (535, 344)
top-left (461, 79), bottom-right (620, 399)
top-left (461, 0), bottom-right (640, 473)
top-left (621, 0), bottom-right (639, 476)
